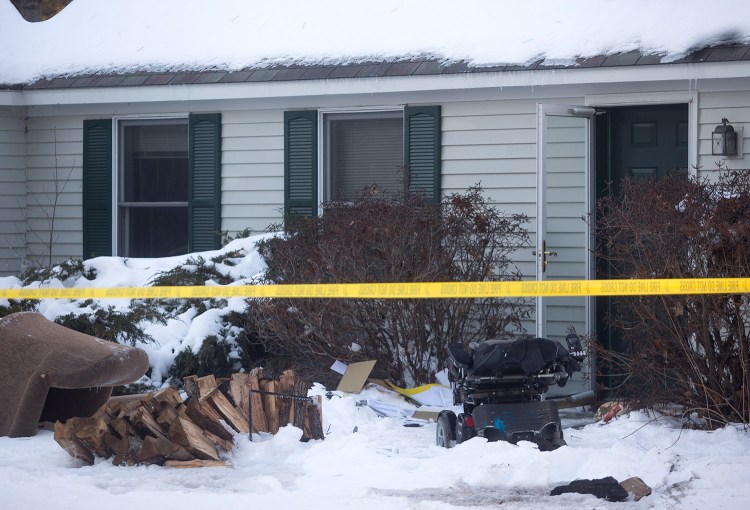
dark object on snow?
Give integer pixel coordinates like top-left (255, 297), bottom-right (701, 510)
top-left (437, 333), bottom-right (585, 450)
top-left (550, 476), bottom-right (629, 501)
top-left (0, 312), bottom-right (149, 437)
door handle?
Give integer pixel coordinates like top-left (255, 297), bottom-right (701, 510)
top-left (532, 241), bottom-right (557, 272)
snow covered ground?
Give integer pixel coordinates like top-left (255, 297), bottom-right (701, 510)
top-left (2, 384), bottom-right (749, 510)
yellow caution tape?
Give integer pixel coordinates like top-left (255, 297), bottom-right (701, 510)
top-left (1, 278), bottom-right (749, 300)
top-left (385, 381), bottom-right (448, 397)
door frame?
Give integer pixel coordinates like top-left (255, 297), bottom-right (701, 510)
top-left (584, 91), bottom-right (698, 177)
top-left (535, 93), bottom-right (696, 398)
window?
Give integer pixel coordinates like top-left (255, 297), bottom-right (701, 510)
top-left (118, 119), bottom-right (189, 257)
top-left (82, 114), bottom-right (222, 260)
top-left (324, 112), bottom-right (404, 200)
top-left (283, 106), bottom-right (441, 218)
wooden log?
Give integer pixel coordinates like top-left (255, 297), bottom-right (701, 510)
top-left (305, 395), bottom-right (325, 441)
top-left (203, 429), bottom-right (234, 453)
top-left (107, 398), bottom-right (142, 419)
top-left (68, 416), bottom-right (111, 458)
top-left (112, 436), bottom-right (142, 466)
top-left (137, 435), bottom-right (195, 465)
top-left (248, 367), bottom-right (269, 379)
top-left (168, 416), bottom-right (220, 461)
top-left (154, 401), bottom-right (181, 432)
top-left (54, 420), bottom-right (95, 465)
top-left (248, 376), bottom-right (268, 433)
top-left (205, 387), bottom-right (250, 434)
top-left (292, 380), bottom-right (309, 430)
top-left (165, 459), bottom-right (229, 468)
top-left (261, 380), bottom-right (280, 434)
top-left (183, 375), bottom-right (200, 400)
top-left (136, 435), bottom-right (167, 465)
top-left (109, 417), bottom-right (135, 439)
top-left (196, 374), bottom-right (219, 398)
top-left (182, 399), bottom-right (234, 445)
top-left (229, 373), bottom-right (251, 417)
top-left (279, 369), bottom-right (296, 391)
top-left (280, 370), bottom-right (297, 425)
top-left (130, 406), bottom-right (170, 442)
top-left (108, 393), bottom-right (150, 404)
top-left (152, 386), bottom-right (183, 407)
top-left (104, 430), bottom-right (130, 456)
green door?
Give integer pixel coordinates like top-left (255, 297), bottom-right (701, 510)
top-left (596, 104), bottom-right (689, 385)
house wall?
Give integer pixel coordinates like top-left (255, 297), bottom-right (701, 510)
top-left (16, 75), bottom-right (750, 278)
top-left (24, 114), bottom-right (84, 269)
top-left (221, 108), bottom-right (285, 235)
top-left (0, 108), bottom-right (27, 276)
top-left (697, 89), bottom-right (750, 173)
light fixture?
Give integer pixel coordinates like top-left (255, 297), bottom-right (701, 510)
top-left (712, 118), bottom-right (738, 156)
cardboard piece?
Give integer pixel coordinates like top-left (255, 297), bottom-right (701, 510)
top-left (619, 477), bottom-right (652, 501)
top-left (412, 409), bottom-right (441, 421)
top-left (336, 360), bottom-right (377, 393)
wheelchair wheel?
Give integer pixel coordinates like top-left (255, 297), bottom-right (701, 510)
top-left (436, 410), bottom-right (457, 448)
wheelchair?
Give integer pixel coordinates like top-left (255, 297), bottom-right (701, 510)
top-left (436, 332), bottom-right (585, 451)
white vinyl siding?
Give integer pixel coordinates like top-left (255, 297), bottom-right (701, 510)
top-left (221, 109), bottom-right (284, 235)
top-left (697, 89), bottom-right (750, 173)
top-left (24, 115), bottom-right (84, 267)
top-left (0, 111), bottom-right (27, 276)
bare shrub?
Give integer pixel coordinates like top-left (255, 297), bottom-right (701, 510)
top-left (250, 186), bottom-right (531, 386)
top-left (595, 171), bottom-right (750, 427)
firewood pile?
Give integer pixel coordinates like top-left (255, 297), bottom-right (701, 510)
top-left (53, 369), bottom-right (324, 467)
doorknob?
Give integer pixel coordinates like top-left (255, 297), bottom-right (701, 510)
top-left (532, 240), bottom-right (557, 272)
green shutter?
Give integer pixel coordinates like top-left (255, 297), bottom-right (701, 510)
top-left (188, 113), bottom-right (222, 252)
top-left (82, 119), bottom-right (112, 259)
top-left (284, 110), bottom-right (318, 217)
top-left (404, 105), bottom-right (441, 202)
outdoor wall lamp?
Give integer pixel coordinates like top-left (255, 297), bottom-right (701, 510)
top-left (712, 118), bottom-right (738, 156)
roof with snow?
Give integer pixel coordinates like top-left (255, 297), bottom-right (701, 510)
top-left (3, 0), bottom-right (750, 89)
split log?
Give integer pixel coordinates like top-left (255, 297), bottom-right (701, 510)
top-left (182, 398), bottom-right (234, 445)
top-left (154, 401), bottom-right (180, 432)
top-left (149, 386), bottom-right (183, 407)
top-left (54, 420), bottom-right (95, 465)
top-left (248, 376), bottom-right (268, 433)
top-left (204, 385), bottom-right (249, 434)
top-left (196, 375), bottom-right (219, 398)
top-left (279, 370), bottom-right (296, 426)
top-left (111, 436), bottom-right (142, 467)
top-left (183, 375), bottom-right (200, 400)
top-left (73, 416), bottom-right (111, 457)
top-left (137, 435), bottom-right (194, 465)
top-left (130, 406), bottom-right (170, 442)
top-left (260, 380), bottom-right (280, 434)
top-left (305, 395), bottom-right (325, 441)
top-left (168, 416), bottom-right (220, 461)
top-left (204, 429), bottom-right (234, 453)
top-left (292, 380), bottom-right (308, 430)
top-left (165, 459), bottom-right (229, 468)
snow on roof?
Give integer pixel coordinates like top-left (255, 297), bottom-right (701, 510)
top-left (3, 0), bottom-right (750, 85)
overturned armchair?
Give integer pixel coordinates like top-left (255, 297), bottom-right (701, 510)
top-left (0, 312), bottom-right (149, 437)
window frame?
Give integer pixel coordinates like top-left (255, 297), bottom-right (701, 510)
top-left (317, 106), bottom-right (405, 211)
top-left (113, 115), bottom-right (190, 257)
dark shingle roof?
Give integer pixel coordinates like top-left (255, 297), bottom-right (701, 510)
top-left (7, 44), bottom-right (750, 91)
